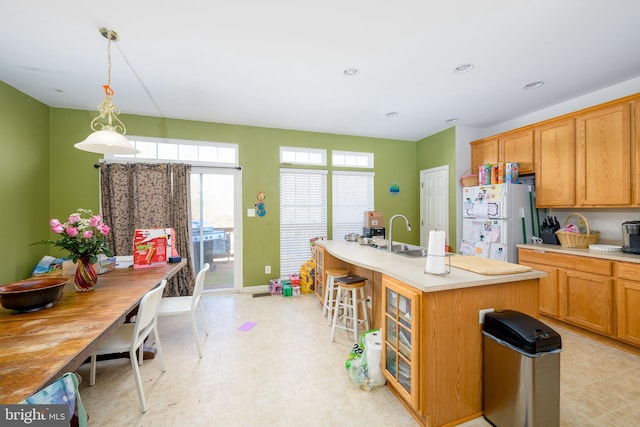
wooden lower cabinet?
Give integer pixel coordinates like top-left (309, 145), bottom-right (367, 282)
top-left (559, 269), bottom-right (613, 335)
top-left (615, 263), bottom-right (640, 346)
top-left (519, 248), bottom-right (614, 335)
top-left (518, 248), bottom-right (640, 349)
top-left (519, 258), bottom-right (559, 317)
top-left (313, 246), bottom-right (324, 301)
top-left (382, 276), bottom-right (420, 409)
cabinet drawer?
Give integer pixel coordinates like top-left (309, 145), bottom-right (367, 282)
top-left (519, 249), bottom-right (612, 275)
top-left (617, 262), bottom-right (640, 281)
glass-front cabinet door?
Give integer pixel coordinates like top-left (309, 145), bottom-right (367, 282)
top-left (382, 275), bottom-right (420, 407)
top-left (313, 246), bottom-right (324, 301)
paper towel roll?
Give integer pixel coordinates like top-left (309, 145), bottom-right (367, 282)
top-left (427, 230), bottom-right (445, 255)
top-left (364, 330), bottom-right (386, 387)
top-left (426, 231), bottom-right (447, 274)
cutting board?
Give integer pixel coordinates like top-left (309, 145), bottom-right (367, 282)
top-left (449, 255), bottom-right (532, 275)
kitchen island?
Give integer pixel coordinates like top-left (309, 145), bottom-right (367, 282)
top-left (315, 240), bottom-right (546, 427)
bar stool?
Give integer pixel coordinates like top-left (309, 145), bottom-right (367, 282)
top-left (330, 276), bottom-right (370, 342)
top-left (322, 268), bottom-right (349, 325)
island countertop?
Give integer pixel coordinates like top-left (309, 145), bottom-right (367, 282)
top-left (316, 240), bottom-right (546, 293)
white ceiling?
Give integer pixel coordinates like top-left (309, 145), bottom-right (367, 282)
top-left (2, 1), bottom-right (640, 141)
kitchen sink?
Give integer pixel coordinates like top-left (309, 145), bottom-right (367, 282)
top-left (395, 248), bottom-right (429, 258)
top-left (373, 243), bottom-right (428, 257)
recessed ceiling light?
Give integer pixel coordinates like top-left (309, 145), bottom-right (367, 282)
top-left (343, 68), bottom-right (359, 76)
top-left (524, 81), bottom-right (544, 89)
top-left (446, 118), bottom-right (458, 123)
top-left (454, 64), bottom-right (474, 74)
top-left (385, 112), bottom-right (399, 118)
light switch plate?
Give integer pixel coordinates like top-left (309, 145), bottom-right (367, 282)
top-left (247, 208), bottom-right (256, 217)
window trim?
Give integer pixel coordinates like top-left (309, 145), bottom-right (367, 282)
top-left (331, 150), bottom-right (374, 169)
top-left (280, 146), bottom-right (327, 166)
top-left (105, 136), bottom-right (239, 167)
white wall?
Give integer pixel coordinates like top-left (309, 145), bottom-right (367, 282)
top-left (454, 125), bottom-right (482, 250)
top-left (484, 75), bottom-right (640, 138)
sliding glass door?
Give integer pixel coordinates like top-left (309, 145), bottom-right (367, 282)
top-left (191, 167), bottom-right (241, 292)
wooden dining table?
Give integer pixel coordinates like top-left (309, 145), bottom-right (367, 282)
top-left (0, 260), bottom-right (186, 403)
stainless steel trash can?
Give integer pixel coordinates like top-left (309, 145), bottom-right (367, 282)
top-left (482, 310), bottom-right (562, 427)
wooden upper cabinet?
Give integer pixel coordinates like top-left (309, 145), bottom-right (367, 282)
top-left (534, 118), bottom-right (576, 207)
top-left (500, 129), bottom-right (534, 174)
top-left (470, 138), bottom-right (499, 173)
top-left (470, 130), bottom-right (534, 175)
top-left (576, 102), bottom-right (631, 206)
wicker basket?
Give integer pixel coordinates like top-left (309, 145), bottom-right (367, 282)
top-left (555, 213), bottom-right (600, 248)
top-left (460, 169), bottom-right (479, 187)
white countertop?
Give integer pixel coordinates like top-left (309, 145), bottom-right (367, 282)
top-left (518, 243), bottom-right (640, 263)
top-left (317, 240), bottom-right (546, 293)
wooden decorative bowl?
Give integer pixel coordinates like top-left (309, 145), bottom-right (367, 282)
top-left (0, 277), bottom-right (69, 312)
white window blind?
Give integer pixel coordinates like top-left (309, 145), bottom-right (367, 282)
top-left (332, 171), bottom-right (374, 239)
top-left (280, 169), bottom-right (327, 276)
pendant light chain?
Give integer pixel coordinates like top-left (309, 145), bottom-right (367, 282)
top-left (74, 27), bottom-right (140, 155)
top-left (90, 29), bottom-right (126, 135)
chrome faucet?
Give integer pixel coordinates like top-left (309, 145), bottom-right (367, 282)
top-left (387, 214), bottom-right (412, 251)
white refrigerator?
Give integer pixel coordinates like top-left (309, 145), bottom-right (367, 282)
top-left (460, 183), bottom-right (534, 263)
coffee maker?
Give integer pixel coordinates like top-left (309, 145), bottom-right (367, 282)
top-left (622, 221), bottom-right (640, 254)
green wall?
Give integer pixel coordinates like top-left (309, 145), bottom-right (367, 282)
top-left (2, 82), bottom-right (460, 286)
top-left (47, 108), bottom-right (419, 287)
top-left (0, 82), bottom-right (51, 283)
top-left (416, 126), bottom-right (457, 251)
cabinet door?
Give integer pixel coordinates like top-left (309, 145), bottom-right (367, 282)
top-left (559, 269), bottom-right (613, 335)
top-left (470, 138), bottom-right (499, 173)
top-left (382, 276), bottom-right (419, 408)
top-left (616, 279), bottom-right (640, 346)
top-left (520, 260), bottom-right (559, 317)
top-left (501, 129), bottom-right (534, 174)
top-left (534, 118), bottom-right (576, 207)
top-left (615, 262), bottom-right (640, 346)
top-left (576, 102), bottom-right (631, 206)
top-left (313, 247), bottom-right (324, 301)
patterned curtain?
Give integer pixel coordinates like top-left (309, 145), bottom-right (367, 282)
top-left (99, 162), bottom-right (195, 296)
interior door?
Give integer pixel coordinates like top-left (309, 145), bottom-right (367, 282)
top-left (191, 167), bottom-right (242, 293)
top-left (420, 166), bottom-right (449, 248)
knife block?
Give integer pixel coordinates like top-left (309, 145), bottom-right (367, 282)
top-left (540, 230), bottom-right (560, 245)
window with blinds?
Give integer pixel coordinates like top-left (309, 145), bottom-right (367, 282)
top-left (332, 171), bottom-right (374, 239)
top-left (280, 168), bottom-right (327, 276)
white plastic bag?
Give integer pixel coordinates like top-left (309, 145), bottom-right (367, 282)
top-left (345, 329), bottom-right (386, 390)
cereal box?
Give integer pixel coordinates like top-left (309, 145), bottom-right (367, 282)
top-left (133, 228), bottom-right (171, 269)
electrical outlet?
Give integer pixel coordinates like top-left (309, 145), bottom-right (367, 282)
top-left (366, 297), bottom-right (372, 309)
top-left (479, 308), bottom-right (494, 324)
top-left (265, 265), bottom-right (271, 274)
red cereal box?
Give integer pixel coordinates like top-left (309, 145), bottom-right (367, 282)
top-left (133, 228), bottom-right (170, 269)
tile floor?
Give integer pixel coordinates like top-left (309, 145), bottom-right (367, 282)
top-left (76, 293), bottom-right (640, 427)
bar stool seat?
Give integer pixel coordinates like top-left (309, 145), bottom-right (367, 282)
top-left (330, 275), bottom-right (370, 342)
top-left (322, 268), bottom-right (349, 325)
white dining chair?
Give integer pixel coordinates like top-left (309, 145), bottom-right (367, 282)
top-left (89, 279), bottom-right (167, 413)
top-left (157, 263), bottom-right (209, 358)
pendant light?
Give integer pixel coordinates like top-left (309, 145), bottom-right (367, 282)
top-left (75, 28), bottom-right (140, 155)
